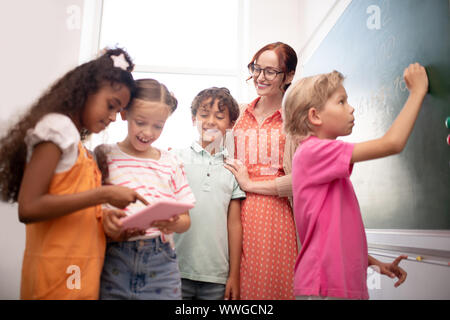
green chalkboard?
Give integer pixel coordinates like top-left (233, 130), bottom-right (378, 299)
top-left (302, 0), bottom-right (450, 229)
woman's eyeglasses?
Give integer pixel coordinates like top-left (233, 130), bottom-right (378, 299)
top-left (248, 64), bottom-right (283, 81)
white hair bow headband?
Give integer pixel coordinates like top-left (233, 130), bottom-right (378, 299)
top-left (110, 53), bottom-right (130, 71)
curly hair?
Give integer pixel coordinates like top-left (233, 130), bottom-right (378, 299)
top-left (0, 48), bottom-right (136, 202)
top-left (191, 87), bottom-right (240, 123)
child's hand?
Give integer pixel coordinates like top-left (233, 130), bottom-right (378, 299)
top-left (104, 185), bottom-right (149, 209)
top-left (151, 215), bottom-right (181, 234)
top-left (103, 208), bottom-right (145, 241)
top-left (151, 212), bottom-right (190, 234)
top-left (404, 63), bottom-right (428, 96)
top-left (374, 255), bottom-right (408, 287)
top-left (224, 275), bottom-right (240, 300)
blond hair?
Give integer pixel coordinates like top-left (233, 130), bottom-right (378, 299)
top-left (283, 70), bottom-right (344, 141)
top-left (131, 79), bottom-right (178, 113)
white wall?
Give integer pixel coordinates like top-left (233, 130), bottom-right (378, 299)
top-left (240, 0), bottom-right (304, 102)
top-left (244, 0), bottom-right (303, 63)
top-left (0, 0), bottom-right (83, 299)
top-left (242, 0), bottom-right (344, 98)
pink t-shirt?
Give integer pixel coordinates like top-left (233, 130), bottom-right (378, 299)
top-left (292, 136), bottom-right (369, 299)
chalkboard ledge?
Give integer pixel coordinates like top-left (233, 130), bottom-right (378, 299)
top-left (366, 229), bottom-right (450, 266)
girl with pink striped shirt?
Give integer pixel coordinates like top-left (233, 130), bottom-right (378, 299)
top-left (95, 79), bottom-right (195, 300)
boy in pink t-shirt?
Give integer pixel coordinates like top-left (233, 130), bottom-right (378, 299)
top-left (283, 63), bottom-right (428, 299)
top-left (293, 137), bottom-right (368, 299)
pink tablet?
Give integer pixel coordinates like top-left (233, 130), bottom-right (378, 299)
top-left (121, 200), bottom-right (195, 231)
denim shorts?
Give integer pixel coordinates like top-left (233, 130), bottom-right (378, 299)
top-left (100, 237), bottom-right (181, 300)
top-left (181, 278), bottom-right (226, 300)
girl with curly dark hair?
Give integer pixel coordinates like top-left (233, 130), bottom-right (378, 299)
top-left (0, 48), bottom-right (148, 299)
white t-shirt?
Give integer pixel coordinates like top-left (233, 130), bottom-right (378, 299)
top-left (25, 113), bottom-right (80, 172)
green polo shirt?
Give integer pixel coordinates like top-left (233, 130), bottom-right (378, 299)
top-left (172, 142), bottom-right (246, 284)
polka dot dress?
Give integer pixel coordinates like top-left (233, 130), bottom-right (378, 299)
top-left (234, 98), bottom-right (297, 300)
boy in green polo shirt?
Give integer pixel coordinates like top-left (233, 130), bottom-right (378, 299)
top-left (172, 87), bottom-right (245, 300)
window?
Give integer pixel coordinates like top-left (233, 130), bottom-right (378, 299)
top-left (86, 0), bottom-right (243, 150)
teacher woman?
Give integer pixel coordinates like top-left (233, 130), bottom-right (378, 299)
top-left (225, 42), bottom-right (298, 299)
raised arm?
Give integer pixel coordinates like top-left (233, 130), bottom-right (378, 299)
top-left (351, 63), bottom-right (428, 163)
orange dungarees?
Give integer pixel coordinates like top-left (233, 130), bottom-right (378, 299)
top-left (21, 143), bottom-right (106, 299)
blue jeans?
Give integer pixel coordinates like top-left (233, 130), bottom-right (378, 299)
top-left (181, 278), bottom-right (226, 300)
top-left (100, 237), bottom-right (181, 300)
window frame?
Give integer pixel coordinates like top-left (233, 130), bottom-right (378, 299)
top-left (80, 0), bottom-right (245, 88)
top-left (79, 0), bottom-right (247, 150)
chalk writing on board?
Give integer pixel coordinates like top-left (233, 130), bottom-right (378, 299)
top-left (393, 75), bottom-right (408, 93)
top-left (375, 34), bottom-right (397, 68)
top-left (381, 35), bottom-right (396, 60)
top-left (380, 0), bottom-right (392, 28)
top-left (305, 0), bottom-right (450, 229)
top-left (353, 70), bottom-right (415, 120)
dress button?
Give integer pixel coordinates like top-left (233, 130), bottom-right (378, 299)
top-left (207, 173), bottom-right (210, 177)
